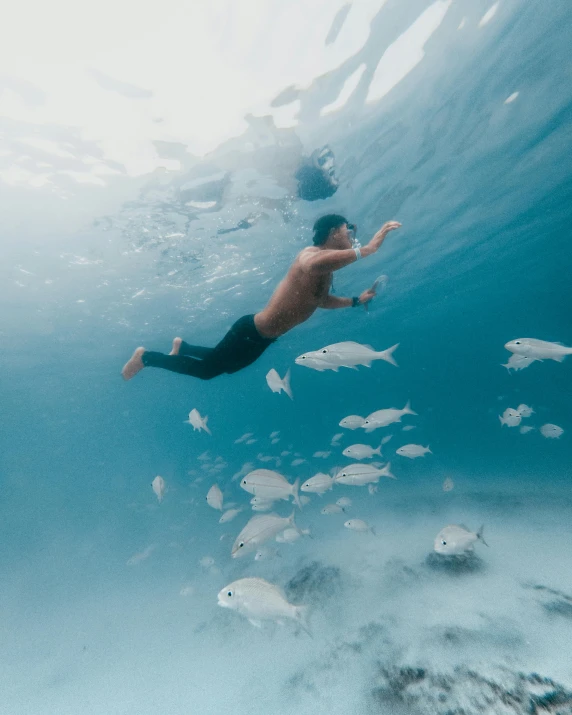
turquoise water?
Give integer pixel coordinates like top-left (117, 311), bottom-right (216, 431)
top-left (2, 1), bottom-right (572, 713)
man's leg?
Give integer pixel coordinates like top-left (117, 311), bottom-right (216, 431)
top-left (170, 336), bottom-right (214, 359)
top-left (122, 347), bottom-right (225, 381)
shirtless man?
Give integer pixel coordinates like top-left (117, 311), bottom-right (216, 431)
top-left (121, 214), bottom-right (401, 381)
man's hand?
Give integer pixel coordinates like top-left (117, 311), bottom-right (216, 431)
top-left (362, 220), bottom-right (401, 257)
top-left (358, 288), bottom-right (376, 305)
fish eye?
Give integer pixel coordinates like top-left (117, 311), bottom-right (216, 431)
top-left (227, 591), bottom-right (233, 597)
top-left (441, 540), bottom-right (447, 545)
top-left (300, 356), bottom-right (306, 359)
top-left (321, 349), bottom-right (327, 354)
top-left (239, 542), bottom-right (244, 548)
top-left (515, 340), bottom-right (521, 344)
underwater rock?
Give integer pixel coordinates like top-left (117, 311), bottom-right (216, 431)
top-left (524, 583), bottom-right (572, 620)
top-left (284, 561), bottom-right (343, 603)
top-left (369, 665), bottom-right (572, 714)
top-left (425, 550), bottom-right (485, 575)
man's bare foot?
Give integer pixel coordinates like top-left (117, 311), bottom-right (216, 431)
top-left (169, 337), bottom-right (182, 356)
top-left (122, 347), bottom-right (146, 380)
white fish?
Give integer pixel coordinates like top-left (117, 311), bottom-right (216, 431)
top-left (291, 458), bottom-right (306, 466)
top-left (234, 432), bottom-right (254, 444)
top-left (257, 453), bottom-right (275, 463)
top-left (152, 476), bottom-right (166, 502)
top-left (505, 338), bottom-right (572, 362)
top-left (516, 404), bottom-right (534, 418)
top-left (219, 508), bottom-right (242, 524)
top-left (334, 462), bottom-right (395, 486)
top-left (330, 432), bottom-right (344, 445)
top-left (295, 341), bottom-right (399, 371)
top-left (501, 353), bottom-right (536, 372)
top-left (301, 472), bottom-right (335, 495)
top-left (313, 450), bottom-right (331, 458)
top-left (271, 437), bottom-right (280, 445)
top-left (299, 495), bottom-right (311, 506)
top-left (184, 408), bottom-right (211, 434)
top-left (254, 547), bottom-right (281, 561)
top-left (245, 439), bottom-right (257, 445)
top-left (442, 477), bottom-right (454, 492)
top-left (126, 544), bottom-right (156, 565)
top-left (206, 484), bottom-right (223, 511)
top-left (344, 518), bottom-right (375, 534)
top-left (499, 408), bottom-right (521, 427)
top-left (342, 442), bottom-right (382, 460)
top-left (362, 401), bottom-right (417, 432)
top-left (434, 524), bottom-right (487, 555)
top-left (381, 435), bottom-right (393, 445)
top-left (368, 484), bottom-right (378, 495)
top-left (251, 502), bottom-right (274, 512)
top-left (199, 556), bottom-right (215, 568)
top-left (396, 444), bottom-right (432, 459)
top-left (266, 368), bottom-right (293, 400)
top-left (276, 527), bottom-right (311, 543)
top-left (540, 423), bottom-right (564, 439)
top-left (402, 425), bottom-right (416, 432)
top-left (240, 469), bottom-right (302, 507)
top-left (270, 431), bottom-right (280, 439)
top-left (231, 511), bottom-right (300, 557)
top-left (179, 584), bottom-right (194, 597)
top-left (339, 415), bottom-right (366, 430)
top-left (321, 504), bottom-right (344, 515)
top-left (519, 425), bottom-right (535, 434)
top-left (217, 577), bottom-right (309, 632)
top-left (197, 451), bottom-right (210, 461)
top-left (336, 497), bottom-right (352, 509)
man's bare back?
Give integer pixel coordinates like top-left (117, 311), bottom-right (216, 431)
top-left (121, 216), bottom-right (401, 381)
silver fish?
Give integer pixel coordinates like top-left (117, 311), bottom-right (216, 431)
top-left (206, 484), bottom-right (223, 511)
top-left (240, 469), bottom-right (302, 508)
top-left (362, 401), bottom-right (417, 432)
top-left (184, 408), bottom-right (211, 434)
top-left (231, 511), bottom-right (299, 557)
top-left (505, 338), bottom-right (572, 362)
top-left (342, 442), bottom-right (382, 460)
top-left (434, 524), bottom-right (487, 555)
top-left (334, 462), bottom-right (395, 486)
top-left (344, 519), bottom-right (375, 534)
top-left (295, 341), bottom-right (399, 371)
top-left (540, 423), bottom-right (564, 439)
top-left (301, 472), bottom-right (334, 495)
top-left (217, 577), bottom-right (309, 632)
top-left (396, 444), bottom-right (432, 459)
top-left (266, 368), bottom-right (293, 399)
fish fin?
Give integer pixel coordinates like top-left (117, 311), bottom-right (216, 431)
top-left (248, 619), bottom-right (263, 628)
top-left (289, 509), bottom-right (303, 536)
top-left (291, 478), bottom-right (302, 509)
top-left (203, 417), bottom-right (212, 435)
top-left (348, 365), bottom-right (360, 370)
top-left (477, 525), bottom-right (489, 547)
top-left (283, 368), bottom-right (294, 400)
top-left (426, 446), bottom-right (432, 454)
top-left (294, 605), bottom-right (312, 638)
top-left (403, 400), bottom-right (417, 416)
top-left (553, 354), bottom-right (565, 362)
top-left (364, 344), bottom-right (374, 350)
top-left (374, 446), bottom-right (382, 456)
top-left (379, 343), bottom-right (399, 367)
top-left (499, 416), bottom-right (506, 426)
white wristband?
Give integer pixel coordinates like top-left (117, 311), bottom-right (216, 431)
top-left (353, 247), bottom-right (362, 261)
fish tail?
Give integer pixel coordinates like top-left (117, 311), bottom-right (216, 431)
top-left (294, 605), bottom-right (312, 637)
top-left (379, 343), bottom-right (399, 367)
top-left (426, 446), bottom-right (432, 454)
top-left (403, 400), bottom-right (417, 416)
top-left (383, 462), bottom-right (397, 480)
top-left (375, 445), bottom-right (382, 456)
top-left (283, 368), bottom-right (294, 400)
top-left (289, 509), bottom-right (303, 535)
top-left (203, 417), bottom-right (212, 435)
top-left (292, 478), bottom-right (302, 509)
top-left (477, 525), bottom-right (489, 547)
top-left (499, 415), bottom-right (506, 427)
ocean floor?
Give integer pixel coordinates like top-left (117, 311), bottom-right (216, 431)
top-left (4, 477), bottom-right (572, 715)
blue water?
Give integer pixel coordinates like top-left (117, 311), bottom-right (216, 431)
top-left (2, 1), bottom-right (572, 713)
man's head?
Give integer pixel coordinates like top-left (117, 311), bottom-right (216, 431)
top-left (312, 214), bottom-right (356, 249)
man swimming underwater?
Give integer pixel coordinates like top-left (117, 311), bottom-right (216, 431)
top-left (121, 214), bottom-right (401, 381)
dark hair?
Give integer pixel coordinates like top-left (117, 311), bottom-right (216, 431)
top-left (312, 214), bottom-right (348, 246)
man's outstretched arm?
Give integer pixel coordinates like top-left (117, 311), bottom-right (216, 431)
top-left (319, 288), bottom-right (377, 309)
top-left (300, 221), bottom-right (401, 275)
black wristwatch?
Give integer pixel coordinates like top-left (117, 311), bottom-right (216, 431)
top-left (351, 296), bottom-right (360, 308)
